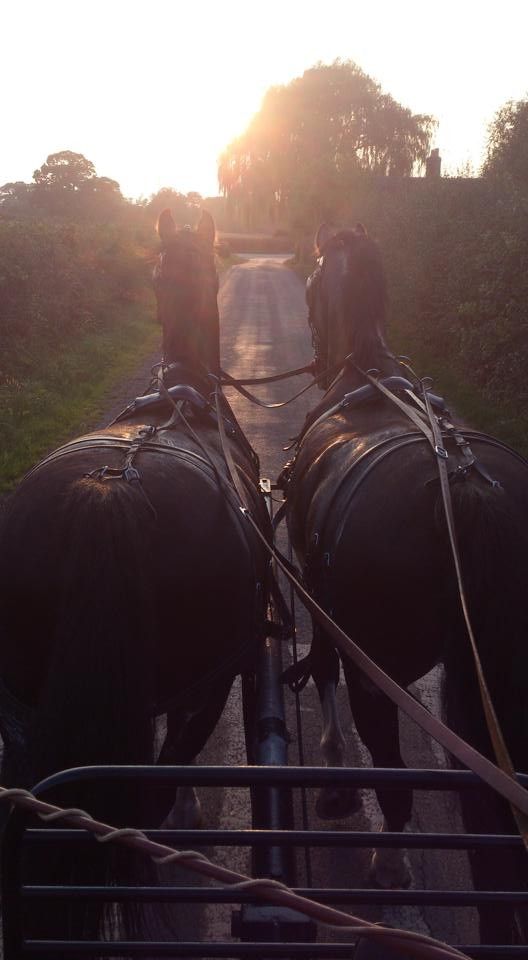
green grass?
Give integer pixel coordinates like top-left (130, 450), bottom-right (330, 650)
top-left (0, 296), bottom-right (160, 492)
top-left (395, 347), bottom-right (528, 459)
top-left (0, 254), bottom-right (242, 494)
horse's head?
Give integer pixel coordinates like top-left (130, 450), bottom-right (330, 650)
top-left (154, 208), bottom-right (220, 376)
top-left (306, 222), bottom-right (388, 388)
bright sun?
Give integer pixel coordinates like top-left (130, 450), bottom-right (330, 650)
top-left (2, 0), bottom-right (528, 198)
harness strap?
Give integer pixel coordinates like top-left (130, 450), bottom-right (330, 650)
top-left (357, 367), bottom-right (528, 845)
top-left (219, 355), bottom-right (349, 410)
top-left (82, 425), bottom-right (158, 517)
top-left (220, 368), bottom-right (319, 410)
top-left (422, 388), bottom-right (528, 846)
top-left (244, 507), bottom-right (528, 818)
top-left (220, 363), bottom-right (314, 386)
top-left (21, 434), bottom-right (216, 483)
top-left (213, 384), bottom-right (252, 512)
top-left (296, 376), bottom-right (420, 450)
top-left (206, 367), bottom-right (528, 814)
top-left (359, 368), bottom-right (435, 446)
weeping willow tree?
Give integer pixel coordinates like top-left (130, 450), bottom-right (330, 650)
top-left (218, 60), bottom-right (436, 230)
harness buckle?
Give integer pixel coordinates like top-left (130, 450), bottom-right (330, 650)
top-left (435, 444), bottom-right (448, 460)
top-left (123, 465), bottom-right (141, 484)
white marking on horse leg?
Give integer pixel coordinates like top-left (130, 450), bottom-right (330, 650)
top-left (370, 818), bottom-right (413, 889)
top-left (171, 786), bottom-right (203, 830)
top-left (316, 681), bottom-right (361, 820)
top-left (320, 681), bottom-right (346, 767)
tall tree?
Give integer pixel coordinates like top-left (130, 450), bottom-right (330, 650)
top-left (218, 60), bottom-right (435, 228)
top-left (33, 151), bottom-right (97, 191)
top-left (32, 151), bottom-right (123, 218)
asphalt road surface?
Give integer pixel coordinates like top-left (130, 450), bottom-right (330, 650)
top-left (188, 256), bottom-right (477, 952)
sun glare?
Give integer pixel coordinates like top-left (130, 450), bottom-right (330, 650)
top-left (2, 0), bottom-right (528, 197)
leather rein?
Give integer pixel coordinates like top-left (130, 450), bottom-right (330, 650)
top-left (28, 361), bottom-right (528, 826)
top-left (212, 366), bottom-right (528, 830)
top-left (220, 361), bottom-right (331, 409)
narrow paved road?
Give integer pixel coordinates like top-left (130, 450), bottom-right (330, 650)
top-left (194, 256), bottom-right (477, 951)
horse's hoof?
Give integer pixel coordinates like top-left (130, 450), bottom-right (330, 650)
top-left (316, 787), bottom-right (362, 820)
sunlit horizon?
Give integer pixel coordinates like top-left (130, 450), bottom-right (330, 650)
top-left (3, 0), bottom-right (528, 200)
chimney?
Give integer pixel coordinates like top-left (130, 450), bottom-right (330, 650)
top-left (426, 148), bottom-right (441, 177)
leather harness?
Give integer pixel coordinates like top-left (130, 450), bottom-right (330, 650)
top-left (212, 359), bottom-right (528, 824)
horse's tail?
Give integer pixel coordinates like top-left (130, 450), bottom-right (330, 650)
top-left (32, 474), bottom-right (155, 777)
top-left (440, 474), bottom-right (528, 763)
top-left (440, 472), bottom-right (528, 942)
top-left (28, 475), bottom-right (158, 946)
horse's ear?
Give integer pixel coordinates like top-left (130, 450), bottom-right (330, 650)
top-left (196, 209), bottom-right (216, 248)
top-left (355, 222), bottom-right (367, 236)
top-left (158, 209), bottom-right (177, 243)
top-left (315, 223), bottom-right (335, 255)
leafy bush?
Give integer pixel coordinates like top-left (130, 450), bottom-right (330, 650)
top-left (0, 219), bottom-right (154, 385)
top-left (327, 175), bottom-right (528, 414)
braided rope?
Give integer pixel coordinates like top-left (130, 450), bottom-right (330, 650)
top-left (0, 784), bottom-right (469, 960)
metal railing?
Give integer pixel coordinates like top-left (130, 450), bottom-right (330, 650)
top-left (3, 764), bottom-right (528, 958)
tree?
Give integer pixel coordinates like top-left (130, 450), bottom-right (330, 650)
top-left (483, 99), bottom-right (528, 196)
top-left (218, 60), bottom-right (436, 229)
top-left (33, 151), bottom-right (97, 192)
top-left (31, 151), bottom-right (123, 218)
top-left (0, 181), bottom-right (33, 214)
top-left (146, 188), bottom-right (199, 226)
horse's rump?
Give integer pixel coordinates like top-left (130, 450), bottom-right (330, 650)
top-left (0, 422), bottom-right (266, 718)
top-left (289, 415), bottom-right (528, 711)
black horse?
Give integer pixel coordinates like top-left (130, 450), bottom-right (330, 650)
top-left (282, 222), bottom-right (528, 944)
top-left (0, 208), bottom-right (270, 942)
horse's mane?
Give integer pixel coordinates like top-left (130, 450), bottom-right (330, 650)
top-left (331, 229), bottom-right (388, 370)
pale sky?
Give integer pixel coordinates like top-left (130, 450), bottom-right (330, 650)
top-left (2, 0), bottom-right (527, 199)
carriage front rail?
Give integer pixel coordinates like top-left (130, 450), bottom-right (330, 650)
top-left (3, 764), bottom-right (528, 959)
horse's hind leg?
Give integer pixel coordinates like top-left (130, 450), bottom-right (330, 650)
top-left (343, 661), bottom-right (412, 888)
top-left (156, 675), bottom-right (235, 827)
top-left (311, 627), bottom-right (361, 819)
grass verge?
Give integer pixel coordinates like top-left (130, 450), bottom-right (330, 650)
top-left (0, 296), bottom-right (160, 493)
top-left (390, 336), bottom-right (528, 459)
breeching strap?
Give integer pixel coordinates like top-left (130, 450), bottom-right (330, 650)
top-left (212, 381), bottom-right (528, 821)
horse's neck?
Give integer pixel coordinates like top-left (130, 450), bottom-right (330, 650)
top-left (329, 331), bottom-right (398, 381)
top-left (163, 308), bottom-right (220, 377)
